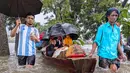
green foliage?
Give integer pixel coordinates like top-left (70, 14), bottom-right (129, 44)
top-left (122, 24), bottom-right (130, 38)
top-left (120, 9), bottom-right (128, 18)
top-left (118, 7), bottom-right (130, 38)
top-left (73, 38), bottom-right (85, 46)
top-left (33, 22), bottom-right (44, 33)
top-left (79, 0), bottom-right (122, 40)
top-left (41, 0), bottom-right (130, 41)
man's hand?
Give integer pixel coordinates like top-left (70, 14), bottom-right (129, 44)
top-left (30, 33), bottom-right (37, 42)
top-left (88, 43), bottom-right (97, 58)
top-left (120, 54), bottom-right (127, 61)
top-left (88, 53), bottom-right (93, 57)
top-left (15, 18), bottom-right (21, 26)
top-left (118, 53), bottom-right (127, 62)
top-left (30, 35), bottom-right (37, 42)
top-left (30, 32), bottom-right (40, 42)
top-left (10, 18), bottom-right (21, 37)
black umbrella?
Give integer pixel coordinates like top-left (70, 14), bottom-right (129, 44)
top-left (0, 0), bottom-right (43, 17)
top-left (61, 23), bottom-right (79, 40)
top-left (48, 23), bottom-right (66, 37)
top-left (48, 23), bottom-right (79, 40)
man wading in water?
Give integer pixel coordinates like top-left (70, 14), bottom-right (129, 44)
top-left (11, 13), bottom-right (40, 68)
top-left (88, 8), bottom-right (126, 73)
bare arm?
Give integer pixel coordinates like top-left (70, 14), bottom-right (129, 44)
top-left (10, 18), bottom-right (21, 37)
top-left (88, 25), bottom-right (103, 57)
top-left (117, 43), bottom-right (124, 55)
top-left (118, 43), bottom-right (127, 60)
top-left (88, 43), bottom-right (97, 57)
top-left (10, 25), bottom-right (19, 37)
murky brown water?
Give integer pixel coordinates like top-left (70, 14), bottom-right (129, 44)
top-left (4, 43), bottom-right (67, 73)
top-left (0, 43), bottom-right (130, 73)
top-left (94, 61), bottom-right (130, 73)
top-left (0, 55), bottom-right (68, 73)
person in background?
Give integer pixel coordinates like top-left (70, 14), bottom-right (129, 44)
top-left (88, 8), bottom-right (126, 72)
top-left (124, 36), bottom-right (130, 60)
top-left (55, 36), bottom-right (63, 48)
top-left (46, 37), bottom-right (57, 57)
top-left (10, 13), bottom-right (40, 68)
top-left (127, 36), bottom-right (130, 47)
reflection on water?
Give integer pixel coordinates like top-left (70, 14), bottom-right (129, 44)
top-left (0, 43), bottom-right (130, 73)
top-left (93, 61), bottom-right (130, 73)
top-left (3, 43), bottom-right (67, 73)
top-left (0, 55), bottom-right (67, 73)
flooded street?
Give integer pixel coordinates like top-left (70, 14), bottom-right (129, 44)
top-left (0, 43), bottom-right (67, 73)
top-left (0, 55), bottom-right (67, 73)
top-left (83, 45), bottom-right (130, 73)
top-left (0, 43), bottom-right (130, 73)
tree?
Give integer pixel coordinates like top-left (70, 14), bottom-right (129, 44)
top-left (33, 22), bottom-right (45, 33)
top-left (0, 13), bottom-right (9, 56)
top-left (78, 0), bottom-right (123, 40)
top-left (42, 0), bottom-right (130, 41)
top-left (119, 8), bottom-right (130, 38)
top-left (122, 0), bottom-right (128, 7)
top-left (42, 0), bottom-right (74, 24)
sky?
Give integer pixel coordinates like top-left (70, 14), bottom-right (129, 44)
top-left (35, 12), bottom-right (55, 25)
top-left (35, 12), bottom-right (47, 25)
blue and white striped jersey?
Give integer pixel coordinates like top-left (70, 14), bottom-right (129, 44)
top-left (17, 24), bottom-right (39, 56)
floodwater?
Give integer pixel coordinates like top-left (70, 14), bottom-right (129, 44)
top-left (0, 43), bottom-right (130, 73)
top-left (1, 43), bottom-right (67, 73)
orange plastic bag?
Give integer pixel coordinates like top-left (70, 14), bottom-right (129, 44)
top-left (63, 35), bottom-right (73, 46)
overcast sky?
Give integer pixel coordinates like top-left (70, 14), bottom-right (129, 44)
top-left (35, 12), bottom-right (55, 25)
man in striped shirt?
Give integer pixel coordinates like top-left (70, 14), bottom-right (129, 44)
top-left (11, 13), bottom-right (40, 68)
